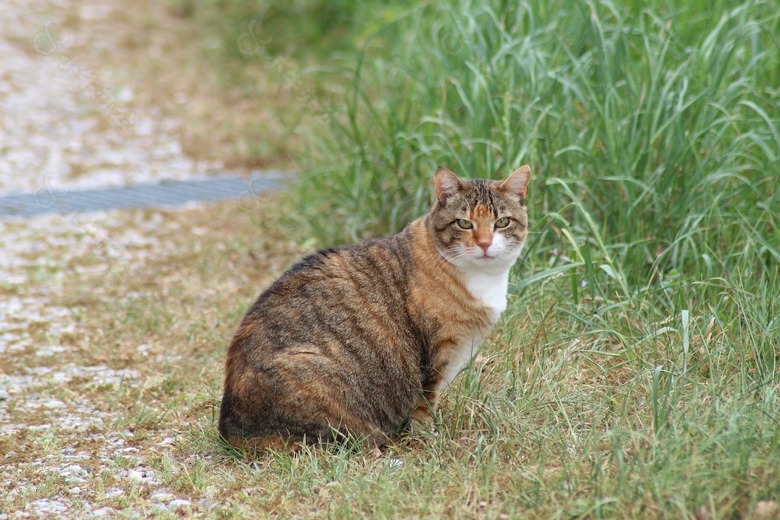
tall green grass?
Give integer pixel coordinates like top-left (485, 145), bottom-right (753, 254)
top-left (296, 0), bottom-right (778, 270)
top-left (197, 0), bottom-right (779, 516)
top-left (286, 0), bottom-right (780, 515)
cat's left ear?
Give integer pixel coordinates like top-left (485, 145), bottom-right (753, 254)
top-left (498, 165), bottom-right (531, 203)
top-left (434, 167), bottom-right (464, 204)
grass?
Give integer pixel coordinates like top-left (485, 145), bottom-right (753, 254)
top-left (1, 208), bottom-right (777, 517)
top-left (2, 0), bottom-right (779, 518)
top-left (54, 0), bottom-right (320, 170)
top-left (280, 0), bottom-right (779, 516)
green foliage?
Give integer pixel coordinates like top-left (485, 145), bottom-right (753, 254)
top-left (163, 0), bottom-right (779, 517)
top-left (294, 0), bottom-right (778, 261)
top-left (282, 0), bottom-right (780, 516)
top-left (181, 0), bottom-right (416, 61)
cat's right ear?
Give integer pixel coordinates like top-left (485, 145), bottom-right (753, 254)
top-left (434, 167), bottom-right (464, 204)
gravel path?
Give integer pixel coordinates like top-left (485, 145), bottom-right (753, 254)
top-left (0, 0), bottom-right (223, 196)
top-left (0, 2), bottom-right (273, 517)
top-left (0, 209), bottom-right (214, 517)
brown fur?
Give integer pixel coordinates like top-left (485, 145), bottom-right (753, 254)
top-left (219, 166), bottom-right (531, 450)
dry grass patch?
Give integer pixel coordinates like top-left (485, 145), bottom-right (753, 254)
top-left (13, 0), bottom-right (310, 174)
top-left (0, 196), bottom-right (310, 516)
top-left (2, 196), bottom-right (778, 518)
top-left (55, 0), bottom-right (310, 171)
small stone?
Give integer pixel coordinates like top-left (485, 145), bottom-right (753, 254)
top-left (32, 499), bottom-right (67, 514)
top-left (158, 436), bottom-right (175, 446)
top-left (150, 492), bottom-right (175, 503)
top-left (696, 505), bottom-right (712, 520)
top-left (104, 487), bottom-right (124, 498)
top-left (168, 499), bottom-right (191, 510)
top-left (125, 467), bottom-right (160, 485)
top-left (197, 500), bottom-right (218, 510)
top-left (150, 504), bottom-right (168, 514)
top-left (386, 458), bottom-right (404, 468)
top-left (751, 501), bottom-right (780, 520)
top-left (127, 470), bottom-right (145, 482)
top-left (92, 507), bottom-right (116, 517)
top-left (0, 389), bottom-right (10, 400)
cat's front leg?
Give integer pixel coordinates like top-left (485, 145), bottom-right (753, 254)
top-left (408, 336), bottom-right (479, 432)
top-left (407, 365), bottom-right (449, 437)
top-left (409, 383), bottom-right (440, 425)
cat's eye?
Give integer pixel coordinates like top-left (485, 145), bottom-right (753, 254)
top-left (495, 217), bottom-right (511, 229)
top-left (456, 219), bottom-right (473, 230)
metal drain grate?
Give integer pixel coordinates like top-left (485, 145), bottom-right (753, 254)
top-left (0, 173), bottom-right (288, 219)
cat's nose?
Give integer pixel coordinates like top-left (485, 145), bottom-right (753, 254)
top-left (477, 240), bottom-right (492, 253)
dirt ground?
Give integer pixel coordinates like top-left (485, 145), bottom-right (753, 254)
top-left (0, 0), bottom-right (304, 516)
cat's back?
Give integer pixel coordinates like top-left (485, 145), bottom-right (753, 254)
top-left (226, 231), bottom-right (425, 382)
top-left (244, 228), bottom-right (416, 324)
top-left (227, 217), bottom-right (483, 374)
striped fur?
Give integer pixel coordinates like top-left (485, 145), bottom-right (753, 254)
top-left (219, 166), bottom-right (531, 450)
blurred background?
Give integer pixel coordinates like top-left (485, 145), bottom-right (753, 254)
top-left (168, 0), bottom-right (779, 291)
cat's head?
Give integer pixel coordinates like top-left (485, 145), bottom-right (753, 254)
top-left (429, 166), bottom-right (531, 271)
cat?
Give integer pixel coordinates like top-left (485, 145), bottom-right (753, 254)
top-left (218, 165), bottom-right (531, 451)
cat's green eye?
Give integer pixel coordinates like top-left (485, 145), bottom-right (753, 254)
top-left (495, 217), bottom-right (511, 229)
top-left (456, 219), bottom-right (473, 230)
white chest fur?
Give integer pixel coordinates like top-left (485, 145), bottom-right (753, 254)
top-left (438, 267), bottom-right (510, 387)
top-left (462, 268), bottom-right (510, 323)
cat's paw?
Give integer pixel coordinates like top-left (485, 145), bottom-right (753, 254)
top-left (408, 405), bottom-right (434, 426)
top-left (407, 408), bottom-right (441, 439)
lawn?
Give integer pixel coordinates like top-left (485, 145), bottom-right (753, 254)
top-left (2, 0), bottom-right (778, 518)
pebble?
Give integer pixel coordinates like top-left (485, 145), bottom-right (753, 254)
top-left (752, 501), bottom-right (780, 520)
top-left (168, 499), bottom-right (192, 510)
top-left (104, 488), bottom-right (124, 499)
top-left (150, 491), bottom-right (175, 503)
top-left (126, 468), bottom-right (161, 486)
top-left (32, 499), bottom-right (67, 514)
top-left (386, 458), bottom-right (404, 468)
top-left (198, 500), bottom-right (218, 510)
top-left (127, 470), bottom-right (146, 482)
top-left (157, 436), bottom-right (176, 446)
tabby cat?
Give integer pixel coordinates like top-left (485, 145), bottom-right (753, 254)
top-left (219, 165), bottom-right (531, 450)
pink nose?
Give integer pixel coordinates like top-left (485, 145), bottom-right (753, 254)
top-left (477, 240), bottom-right (491, 253)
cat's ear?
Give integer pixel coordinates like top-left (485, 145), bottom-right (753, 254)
top-left (498, 165), bottom-right (531, 203)
top-left (434, 167), bottom-right (464, 204)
